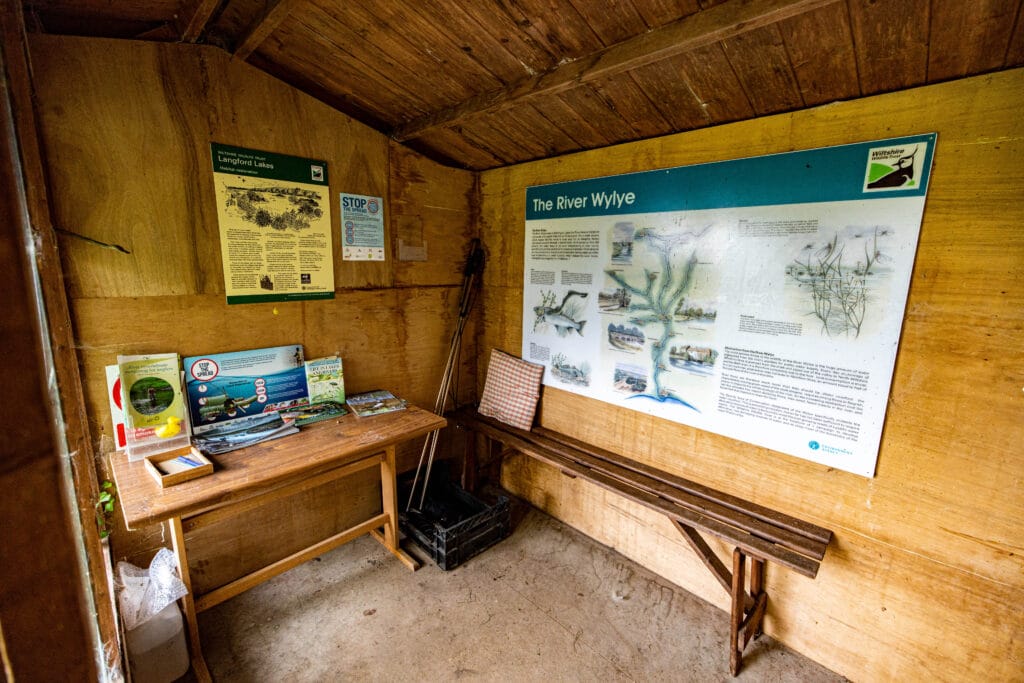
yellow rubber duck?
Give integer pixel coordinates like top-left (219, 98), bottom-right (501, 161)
top-left (155, 416), bottom-right (183, 439)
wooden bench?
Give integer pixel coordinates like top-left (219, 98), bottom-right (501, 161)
top-left (447, 405), bottom-right (832, 676)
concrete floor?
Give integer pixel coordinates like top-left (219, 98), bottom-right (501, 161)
top-left (197, 505), bottom-right (844, 682)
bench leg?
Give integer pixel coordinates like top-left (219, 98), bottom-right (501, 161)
top-left (749, 557), bottom-right (766, 642)
top-left (729, 549), bottom-right (769, 676)
top-left (460, 426), bottom-right (477, 493)
top-left (729, 548), bottom-right (746, 675)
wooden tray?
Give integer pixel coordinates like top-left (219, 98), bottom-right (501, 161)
top-left (144, 447), bottom-right (213, 487)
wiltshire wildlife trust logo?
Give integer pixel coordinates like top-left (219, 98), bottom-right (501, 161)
top-left (863, 142), bottom-right (927, 191)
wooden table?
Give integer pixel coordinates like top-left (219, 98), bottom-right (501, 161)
top-left (110, 405), bottom-right (446, 682)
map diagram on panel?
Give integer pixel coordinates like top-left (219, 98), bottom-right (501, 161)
top-left (602, 221), bottom-right (718, 412)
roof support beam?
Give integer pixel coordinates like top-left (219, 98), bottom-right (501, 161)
top-left (234, 0), bottom-right (298, 60)
top-left (391, 0), bottom-right (840, 141)
top-left (180, 0), bottom-right (220, 43)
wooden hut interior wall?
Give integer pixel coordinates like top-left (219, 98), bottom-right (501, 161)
top-left (3, 0), bottom-right (1022, 679)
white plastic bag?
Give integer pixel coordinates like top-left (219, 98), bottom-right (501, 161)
top-left (115, 548), bottom-right (188, 631)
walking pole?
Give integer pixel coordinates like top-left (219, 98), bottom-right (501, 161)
top-left (406, 239), bottom-right (484, 511)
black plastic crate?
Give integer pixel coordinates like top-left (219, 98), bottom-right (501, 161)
top-left (399, 478), bottom-right (511, 571)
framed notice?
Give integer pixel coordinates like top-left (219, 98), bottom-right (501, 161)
top-left (340, 192), bottom-right (386, 261)
top-left (523, 134), bottom-right (936, 477)
top-left (211, 143), bottom-right (335, 304)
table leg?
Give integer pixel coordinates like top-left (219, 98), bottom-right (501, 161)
top-left (370, 445), bottom-right (420, 571)
top-left (169, 516), bottom-right (211, 683)
top-left (381, 445), bottom-right (398, 548)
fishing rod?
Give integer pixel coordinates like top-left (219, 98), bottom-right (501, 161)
top-left (406, 238), bottom-right (485, 512)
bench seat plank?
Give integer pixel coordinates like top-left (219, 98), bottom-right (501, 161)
top-left (451, 407), bottom-right (828, 551)
top-left (534, 426), bottom-right (832, 547)
top-left (514, 438), bottom-right (820, 578)
top-left (448, 406), bottom-right (823, 577)
top-left (528, 429), bottom-right (828, 562)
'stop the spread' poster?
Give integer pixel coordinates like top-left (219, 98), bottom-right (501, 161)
top-left (183, 345), bottom-right (309, 434)
top-left (211, 143), bottom-right (335, 304)
top-left (523, 134), bottom-right (936, 477)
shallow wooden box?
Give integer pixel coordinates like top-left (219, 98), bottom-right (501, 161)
top-left (144, 446), bottom-right (213, 487)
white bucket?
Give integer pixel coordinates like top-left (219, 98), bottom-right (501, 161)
top-left (125, 601), bottom-right (189, 683)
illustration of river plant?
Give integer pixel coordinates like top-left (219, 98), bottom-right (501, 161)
top-left (787, 227), bottom-right (889, 337)
top-left (605, 227), bottom-right (703, 412)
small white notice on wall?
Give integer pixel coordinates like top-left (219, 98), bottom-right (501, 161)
top-left (340, 193), bottom-right (386, 261)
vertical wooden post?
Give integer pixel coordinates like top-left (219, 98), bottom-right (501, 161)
top-left (729, 548), bottom-right (746, 676)
top-left (0, 2), bottom-right (118, 675)
top-left (169, 517), bottom-right (211, 682)
top-left (380, 445), bottom-right (399, 548)
top-left (461, 426), bottom-right (477, 493)
top-left (750, 557), bottom-right (766, 640)
top-left (370, 445), bottom-right (419, 571)
top-left (488, 434), bottom-right (503, 483)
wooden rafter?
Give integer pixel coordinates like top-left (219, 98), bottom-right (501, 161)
top-left (234, 0), bottom-right (299, 60)
top-left (180, 0), bottom-right (220, 43)
top-left (391, 0), bottom-right (841, 141)
top-left (135, 22), bottom-right (179, 41)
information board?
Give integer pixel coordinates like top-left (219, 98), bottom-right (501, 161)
top-left (523, 134), bottom-right (935, 477)
top-left (211, 143), bottom-right (334, 304)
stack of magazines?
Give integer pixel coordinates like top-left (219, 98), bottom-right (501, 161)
top-left (192, 413), bottom-right (298, 455)
top-left (346, 390), bottom-right (407, 417)
top-left (278, 400), bottom-right (347, 426)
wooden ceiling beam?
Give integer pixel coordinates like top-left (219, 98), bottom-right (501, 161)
top-left (234, 0), bottom-right (299, 60)
top-left (391, 0), bottom-right (841, 142)
top-left (135, 22), bottom-right (179, 41)
top-left (180, 0), bottom-right (220, 43)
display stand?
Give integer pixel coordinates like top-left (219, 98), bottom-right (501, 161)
top-left (110, 405), bottom-right (445, 682)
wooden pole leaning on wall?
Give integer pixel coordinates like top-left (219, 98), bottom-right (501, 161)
top-left (407, 239), bottom-right (484, 511)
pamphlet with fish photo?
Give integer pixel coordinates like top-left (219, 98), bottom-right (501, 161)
top-left (117, 353), bottom-right (191, 460)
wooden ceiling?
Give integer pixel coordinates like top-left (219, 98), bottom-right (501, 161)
top-left (22, 0), bottom-right (1024, 170)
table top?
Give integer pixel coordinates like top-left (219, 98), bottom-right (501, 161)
top-left (110, 405), bottom-right (446, 528)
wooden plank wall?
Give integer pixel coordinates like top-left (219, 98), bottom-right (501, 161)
top-left (27, 35), bottom-right (478, 587)
top-left (480, 69), bottom-right (1024, 681)
top-left (0, 19), bottom-right (98, 679)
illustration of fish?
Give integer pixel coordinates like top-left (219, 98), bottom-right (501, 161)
top-left (533, 290), bottom-right (588, 336)
top-left (543, 310), bottom-right (586, 335)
